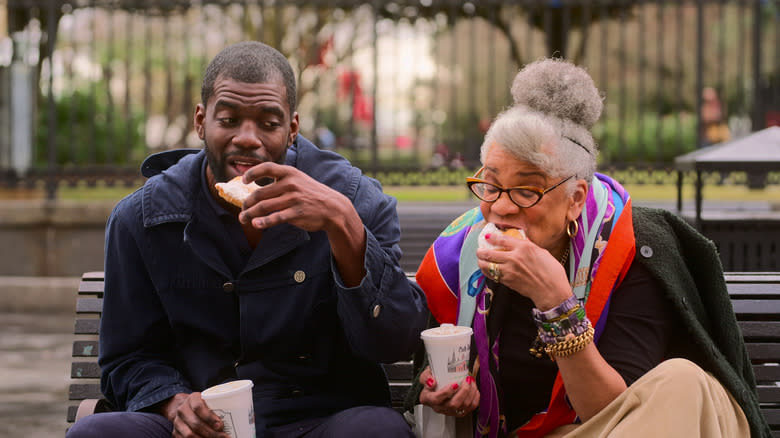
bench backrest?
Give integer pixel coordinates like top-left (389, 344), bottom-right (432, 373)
top-left (67, 272), bottom-right (780, 437)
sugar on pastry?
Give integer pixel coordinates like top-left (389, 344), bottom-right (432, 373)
top-left (215, 176), bottom-right (261, 208)
top-left (478, 222), bottom-right (526, 250)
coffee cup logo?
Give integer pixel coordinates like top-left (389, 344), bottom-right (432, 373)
top-left (447, 346), bottom-right (469, 373)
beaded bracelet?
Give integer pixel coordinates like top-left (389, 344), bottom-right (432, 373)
top-left (533, 295), bottom-right (589, 344)
top-left (536, 315), bottom-right (590, 344)
top-left (532, 294), bottom-right (580, 323)
top-left (544, 324), bottom-right (595, 361)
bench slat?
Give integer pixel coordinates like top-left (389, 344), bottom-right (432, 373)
top-left (384, 361), bottom-right (415, 381)
top-left (763, 408), bottom-right (780, 426)
top-left (731, 299), bottom-right (780, 317)
top-left (745, 344), bottom-right (780, 362)
top-left (389, 383), bottom-right (410, 408)
top-left (754, 365), bottom-right (780, 382)
top-left (757, 385), bottom-right (780, 404)
top-left (727, 283), bottom-right (780, 298)
top-left (739, 321), bottom-right (780, 339)
top-left (82, 272), bottom-right (105, 281)
top-left (78, 280), bottom-right (105, 296)
top-left (73, 340), bottom-right (99, 357)
top-left (724, 273), bottom-right (780, 283)
top-left (67, 405), bottom-right (79, 423)
top-left (71, 361), bottom-right (101, 379)
top-left (76, 298), bottom-right (103, 314)
top-left (69, 383), bottom-right (103, 400)
top-left (75, 318), bottom-right (100, 335)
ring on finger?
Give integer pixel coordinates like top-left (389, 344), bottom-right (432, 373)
top-left (456, 409), bottom-right (465, 416)
top-left (488, 262), bottom-right (501, 282)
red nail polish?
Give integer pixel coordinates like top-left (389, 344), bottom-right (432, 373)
top-left (484, 233), bottom-right (491, 240)
top-left (466, 376), bottom-right (474, 384)
top-left (426, 378), bottom-right (435, 388)
top-left (451, 383), bottom-right (459, 390)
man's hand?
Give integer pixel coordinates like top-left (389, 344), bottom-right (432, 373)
top-left (159, 392), bottom-right (228, 438)
top-left (239, 162), bottom-right (367, 286)
top-left (239, 162), bottom-right (355, 233)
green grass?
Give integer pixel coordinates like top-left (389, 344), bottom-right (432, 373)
top-left (57, 183), bottom-right (141, 201)
top-left (50, 181), bottom-right (780, 204)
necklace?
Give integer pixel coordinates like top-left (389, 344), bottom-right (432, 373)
top-left (559, 245), bottom-right (570, 266)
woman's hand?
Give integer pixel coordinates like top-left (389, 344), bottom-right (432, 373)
top-left (476, 232), bottom-right (571, 311)
top-left (418, 367), bottom-right (479, 418)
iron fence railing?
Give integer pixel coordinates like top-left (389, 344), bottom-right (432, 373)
top-left (0, 0), bottom-right (778, 197)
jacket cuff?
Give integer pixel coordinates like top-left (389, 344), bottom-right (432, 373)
top-left (127, 384), bottom-right (192, 413)
top-left (331, 225), bottom-right (386, 295)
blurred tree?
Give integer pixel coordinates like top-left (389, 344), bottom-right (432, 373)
top-left (376, 0), bottom-right (635, 67)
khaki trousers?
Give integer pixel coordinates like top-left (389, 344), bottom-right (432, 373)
top-left (545, 358), bottom-right (750, 438)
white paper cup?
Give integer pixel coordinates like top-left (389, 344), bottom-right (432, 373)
top-left (201, 380), bottom-right (256, 438)
top-left (420, 323), bottom-right (473, 389)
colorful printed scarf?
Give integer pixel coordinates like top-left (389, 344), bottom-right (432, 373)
top-left (415, 173), bottom-right (636, 438)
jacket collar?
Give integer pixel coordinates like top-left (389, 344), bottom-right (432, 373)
top-left (141, 149), bottom-right (204, 228)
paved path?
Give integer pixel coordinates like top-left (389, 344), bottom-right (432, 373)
top-left (0, 312), bottom-right (73, 438)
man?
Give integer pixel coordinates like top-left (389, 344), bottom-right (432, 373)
top-left (67, 41), bottom-right (427, 438)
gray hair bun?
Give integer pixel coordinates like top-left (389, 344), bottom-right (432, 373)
top-left (510, 58), bottom-right (603, 129)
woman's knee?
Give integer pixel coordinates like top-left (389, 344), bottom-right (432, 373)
top-left (650, 358), bottom-right (710, 389)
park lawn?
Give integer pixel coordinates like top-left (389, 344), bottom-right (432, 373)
top-left (384, 184), bottom-right (780, 203)
top-left (53, 181), bottom-right (780, 204)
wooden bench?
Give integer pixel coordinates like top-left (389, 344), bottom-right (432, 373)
top-left (397, 203), bottom-right (475, 273)
top-left (68, 272), bottom-right (780, 437)
top-left (67, 271), bottom-right (419, 425)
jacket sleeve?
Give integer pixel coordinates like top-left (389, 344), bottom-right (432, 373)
top-left (98, 200), bottom-right (192, 412)
top-left (331, 174), bottom-right (429, 363)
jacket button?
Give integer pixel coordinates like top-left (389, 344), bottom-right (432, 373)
top-left (640, 245), bottom-right (653, 258)
top-left (290, 389), bottom-right (304, 398)
top-left (372, 304), bottom-right (381, 318)
top-left (223, 282), bottom-right (235, 293)
top-left (293, 270), bottom-right (306, 283)
top-left (297, 354), bottom-right (311, 363)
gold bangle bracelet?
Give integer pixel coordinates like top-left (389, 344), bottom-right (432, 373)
top-left (545, 324), bottom-right (594, 361)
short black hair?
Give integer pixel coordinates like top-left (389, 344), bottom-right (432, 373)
top-left (201, 41), bottom-right (297, 113)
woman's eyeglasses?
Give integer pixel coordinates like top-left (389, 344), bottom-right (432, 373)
top-left (466, 167), bottom-right (574, 208)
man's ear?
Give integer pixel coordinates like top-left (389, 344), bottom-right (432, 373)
top-left (289, 112), bottom-right (300, 145)
top-left (194, 104), bottom-right (206, 139)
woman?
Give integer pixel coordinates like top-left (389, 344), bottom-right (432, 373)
top-left (410, 59), bottom-right (769, 437)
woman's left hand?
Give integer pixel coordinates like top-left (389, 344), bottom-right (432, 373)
top-left (418, 367), bottom-right (480, 418)
top-left (476, 231), bottom-right (571, 310)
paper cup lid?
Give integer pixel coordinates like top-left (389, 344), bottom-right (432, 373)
top-left (420, 323), bottom-right (473, 340)
top-left (201, 380), bottom-right (254, 400)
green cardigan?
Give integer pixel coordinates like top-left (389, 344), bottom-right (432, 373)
top-left (632, 206), bottom-right (770, 437)
top-left (405, 206), bottom-right (771, 437)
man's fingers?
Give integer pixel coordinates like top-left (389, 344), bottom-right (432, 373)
top-left (241, 161), bottom-right (286, 185)
top-left (191, 393), bottom-right (223, 431)
top-left (170, 393), bottom-right (225, 438)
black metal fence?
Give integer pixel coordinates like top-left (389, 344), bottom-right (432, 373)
top-left (1, 0), bottom-right (778, 197)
